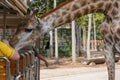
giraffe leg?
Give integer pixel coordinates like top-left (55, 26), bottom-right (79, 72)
top-left (105, 45), bottom-right (115, 80)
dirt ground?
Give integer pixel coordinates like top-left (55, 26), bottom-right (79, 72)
top-left (40, 57), bottom-right (120, 80)
top-left (40, 57), bottom-right (108, 69)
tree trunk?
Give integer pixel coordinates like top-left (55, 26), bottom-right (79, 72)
top-left (87, 14), bottom-right (92, 59)
top-left (93, 14), bottom-right (97, 51)
top-left (48, 0), bottom-right (53, 58)
top-left (82, 26), bottom-right (86, 51)
top-left (54, 0), bottom-right (59, 63)
top-left (55, 28), bottom-right (59, 63)
top-left (75, 23), bottom-right (81, 56)
top-left (46, 0), bottom-right (49, 12)
top-left (72, 21), bottom-right (76, 62)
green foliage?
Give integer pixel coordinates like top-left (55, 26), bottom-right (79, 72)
top-left (76, 13), bottom-right (104, 40)
top-left (30, 0), bottom-right (47, 17)
top-left (76, 15), bottom-right (88, 27)
top-left (93, 13), bottom-right (104, 40)
top-left (58, 28), bottom-right (72, 57)
top-left (57, 0), bottom-right (67, 5)
top-left (30, 0), bottom-right (67, 17)
top-left (40, 48), bottom-right (47, 56)
top-left (58, 45), bottom-right (71, 57)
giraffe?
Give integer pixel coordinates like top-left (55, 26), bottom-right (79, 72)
top-left (10, 9), bottom-right (50, 51)
top-left (39, 0), bottom-right (120, 80)
top-left (10, 9), bottom-right (49, 67)
top-left (10, 0), bottom-right (120, 80)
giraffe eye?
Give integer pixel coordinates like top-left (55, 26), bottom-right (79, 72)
top-left (25, 28), bottom-right (33, 32)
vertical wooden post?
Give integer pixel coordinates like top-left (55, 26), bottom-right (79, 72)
top-left (49, 0), bottom-right (53, 58)
top-left (87, 14), bottom-right (92, 59)
top-left (82, 26), bottom-right (86, 51)
top-left (93, 14), bottom-right (97, 51)
top-left (55, 28), bottom-right (59, 63)
top-left (54, 0), bottom-right (59, 63)
top-left (75, 23), bottom-right (81, 56)
top-left (2, 7), bottom-right (6, 39)
top-left (72, 21), bottom-right (76, 62)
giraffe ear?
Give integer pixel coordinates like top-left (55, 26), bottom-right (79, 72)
top-left (26, 8), bottom-right (31, 15)
top-left (30, 9), bottom-right (38, 18)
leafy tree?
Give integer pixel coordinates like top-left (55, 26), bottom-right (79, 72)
top-left (76, 13), bottom-right (104, 40)
top-left (93, 13), bottom-right (104, 40)
top-left (30, 0), bottom-right (66, 17)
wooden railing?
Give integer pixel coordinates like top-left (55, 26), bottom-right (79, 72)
top-left (0, 50), bottom-right (40, 80)
top-left (81, 40), bottom-right (105, 51)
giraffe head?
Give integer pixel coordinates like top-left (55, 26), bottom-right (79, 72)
top-left (10, 9), bottom-right (49, 51)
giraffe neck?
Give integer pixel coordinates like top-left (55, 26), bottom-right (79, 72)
top-left (40, 0), bottom-right (119, 33)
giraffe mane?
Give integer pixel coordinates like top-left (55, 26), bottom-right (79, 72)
top-left (40, 0), bottom-right (74, 19)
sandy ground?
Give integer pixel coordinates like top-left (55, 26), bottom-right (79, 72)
top-left (40, 57), bottom-right (120, 80)
top-left (40, 68), bottom-right (120, 80)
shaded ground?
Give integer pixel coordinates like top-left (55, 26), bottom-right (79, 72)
top-left (40, 57), bottom-right (106, 69)
top-left (40, 57), bottom-right (120, 80)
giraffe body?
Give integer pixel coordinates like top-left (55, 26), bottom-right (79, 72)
top-left (11, 0), bottom-right (120, 80)
top-left (40, 0), bottom-right (120, 80)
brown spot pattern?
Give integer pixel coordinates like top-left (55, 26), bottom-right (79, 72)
top-left (105, 3), bottom-right (112, 12)
top-left (71, 4), bottom-right (80, 11)
top-left (111, 9), bottom-right (118, 16)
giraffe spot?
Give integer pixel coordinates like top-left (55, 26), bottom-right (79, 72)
top-left (73, 10), bottom-right (82, 19)
top-left (65, 5), bottom-right (70, 11)
top-left (57, 17), bottom-right (63, 25)
top-left (105, 37), bottom-right (112, 45)
top-left (111, 9), bottom-right (118, 16)
top-left (105, 3), bottom-right (112, 12)
top-left (113, 16), bottom-right (120, 20)
top-left (91, 0), bottom-right (98, 3)
top-left (110, 22), bottom-right (116, 34)
top-left (62, 11), bottom-right (68, 15)
top-left (64, 14), bottom-right (71, 23)
top-left (89, 5), bottom-right (96, 13)
top-left (106, 16), bottom-right (112, 23)
top-left (100, 25), bottom-right (108, 36)
top-left (97, 2), bottom-right (104, 9)
top-left (107, 34), bottom-right (113, 43)
top-left (116, 28), bottom-right (120, 36)
top-left (114, 35), bottom-right (119, 43)
top-left (71, 4), bottom-right (80, 11)
top-left (97, 9), bottom-right (104, 13)
top-left (83, 7), bottom-right (89, 14)
top-left (79, 0), bottom-right (87, 7)
top-left (52, 22), bottom-right (55, 27)
top-left (113, 2), bottom-right (119, 8)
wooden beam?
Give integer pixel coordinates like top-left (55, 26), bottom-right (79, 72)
top-left (0, 15), bottom-right (23, 28)
top-left (2, 7), bottom-right (6, 39)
